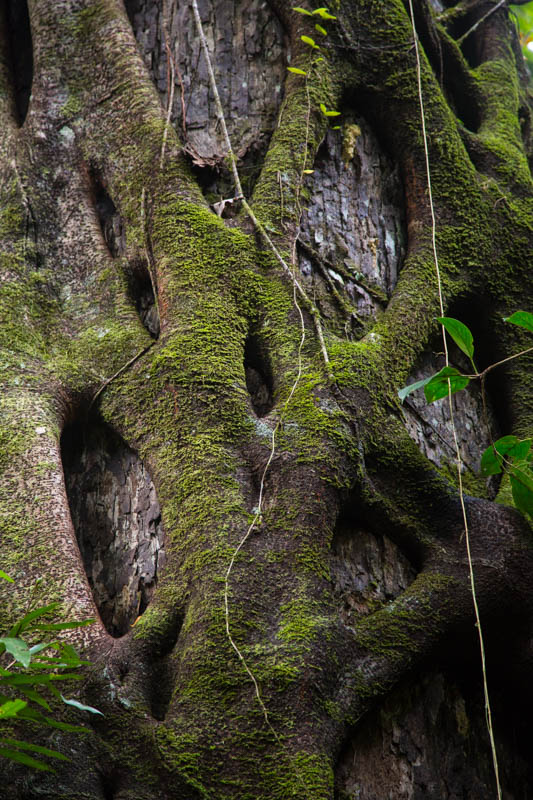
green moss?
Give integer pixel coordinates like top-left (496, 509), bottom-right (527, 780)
top-left (260, 750), bottom-right (334, 799)
top-left (61, 90), bottom-right (83, 119)
top-left (251, 51), bottom-right (335, 231)
top-left (155, 729), bottom-right (210, 798)
top-left (356, 573), bottom-right (456, 661)
top-left (473, 56), bottom-right (532, 190)
top-left (278, 596), bottom-right (329, 643)
top-left (439, 461), bottom-right (490, 499)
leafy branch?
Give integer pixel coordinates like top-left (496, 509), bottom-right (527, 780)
top-left (0, 573), bottom-right (101, 772)
top-left (399, 310), bottom-right (533, 516)
top-left (287, 6), bottom-right (341, 127)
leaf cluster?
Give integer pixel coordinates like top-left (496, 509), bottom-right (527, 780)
top-left (481, 435), bottom-right (533, 516)
top-left (399, 311), bottom-right (533, 518)
top-left (0, 574), bottom-right (101, 772)
top-left (287, 6), bottom-right (341, 127)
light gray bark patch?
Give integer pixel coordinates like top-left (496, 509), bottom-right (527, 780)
top-left (298, 120), bottom-right (406, 335)
top-left (61, 419), bottom-right (165, 638)
top-left (125, 0), bottom-right (285, 195)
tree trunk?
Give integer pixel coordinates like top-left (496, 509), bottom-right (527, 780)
top-left (1, 0), bottom-right (533, 797)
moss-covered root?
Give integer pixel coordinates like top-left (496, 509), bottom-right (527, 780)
top-left (0, 389), bottom-right (107, 646)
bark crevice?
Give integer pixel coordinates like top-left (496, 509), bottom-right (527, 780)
top-left (89, 166), bottom-right (160, 338)
top-left (244, 332), bottom-right (274, 417)
top-left (4, 0), bottom-right (32, 126)
top-left (61, 417), bottom-right (166, 638)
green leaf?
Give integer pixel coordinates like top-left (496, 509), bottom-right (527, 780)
top-left (398, 375), bottom-right (434, 403)
top-left (436, 317), bottom-right (475, 361)
top-left (41, 716), bottom-right (87, 734)
top-left (8, 603), bottom-right (59, 637)
top-left (0, 747), bottom-right (53, 771)
top-left (17, 686), bottom-right (52, 711)
top-left (0, 671), bottom-right (83, 685)
top-left (0, 699), bottom-right (27, 718)
top-left (292, 6), bottom-right (312, 14)
top-left (510, 467), bottom-right (533, 517)
top-left (481, 443), bottom-right (506, 475)
top-left (315, 23), bottom-right (327, 35)
top-left (15, 705), bottom-right (88, 733)
top-left (312, 7), bottom-right (337, 19)
top-left (60, 695), bottom-right (104, 716)
top-left (319, 103), bottom-right (340, 117)
top-left (301, 35), bottom-right (318, 48)
top-left (0, 637), bottom-right (31, 667)
top-left (509, 438), bottom-right (533, 462)
top-left (0, 570), bottom-right (13, 582)
top-left (423, 366), bottom-right (470, 403)
top-left (480, 435), bottom-right (532, 476)
top-left (29, 643), bottom-right (50, 656)
top-left (287, 67), bottom-right (307, 75)
top-left (504, 310), bottom-right (533, 333)
top-left (1, 738), bottom-right (69, 761)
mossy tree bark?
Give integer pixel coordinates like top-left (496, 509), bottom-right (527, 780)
top-left (1, 0), bottom-right (533, 797)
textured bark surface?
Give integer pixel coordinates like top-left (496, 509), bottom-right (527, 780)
top-left (62, 419), bottom-right (165, 637)
top-left (1, 0), bottom-right (533, 798)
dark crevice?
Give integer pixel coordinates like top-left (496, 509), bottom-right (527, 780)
top-left (518, 103), bottom-right (531, 155)
top-left (125, 258), bottom-right (160, 338)
top-left (90, 167), bottom-right (125, 259)
top-left (61, 416), bottom-right (166, 639)
top-left (89, 166), bottom-right (160, 338)
top-left (147, 614), bottom-right (182, 720)
top-left (189, 140), bottom-right (269, 211)
top-left (99, 770), bottom-right (120, 800)
top-left (149, 656), bottom-right (176, 721)
top-left (442, 3), bottom-right (503, 70)
top-left (4, 0), bottom-right (32, 125)
top-left (244, 334), bottom-right (274, 417)
top-left (408, 0), bottom-right (482, 132)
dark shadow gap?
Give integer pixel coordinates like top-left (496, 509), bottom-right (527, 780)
top-left (443, 5), bottom-right (488, 70)
top-left (89, 166), bottom-right (160, 338)
top-left (244, 333), bottom-right (274, 417)
top-left (125, 257), bottom-right (160, 338)
top-left (90, 167), bottom-right (125, 259)
top-left (147, 613), bottom-right (182, 720)
top-left (99, 770), bottom-right (120, 800)
top-left (406, 0), bottom-right (482, 132)
top-left (4, 0), bottom-right (32, 125)
top-left (61, 416), bottom-right (166, 638)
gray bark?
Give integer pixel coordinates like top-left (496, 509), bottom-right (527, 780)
top-left (1, 0), bottom-right (533, 798)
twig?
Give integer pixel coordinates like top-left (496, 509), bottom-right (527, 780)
top-left (190, 0), bottom-right (329, 367)
top-left (477, 345), bottom-right (533, 379)
top-left (160, 0), bottom-right (176, 169)
top-left (140, 188), bottom-right (161, 324)
top-left (89, 342), bottom-right (155, 410)
top-left (457, 0), bottom-right (506, 45)
top-left (407, 3), bottom-right (502, 797)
